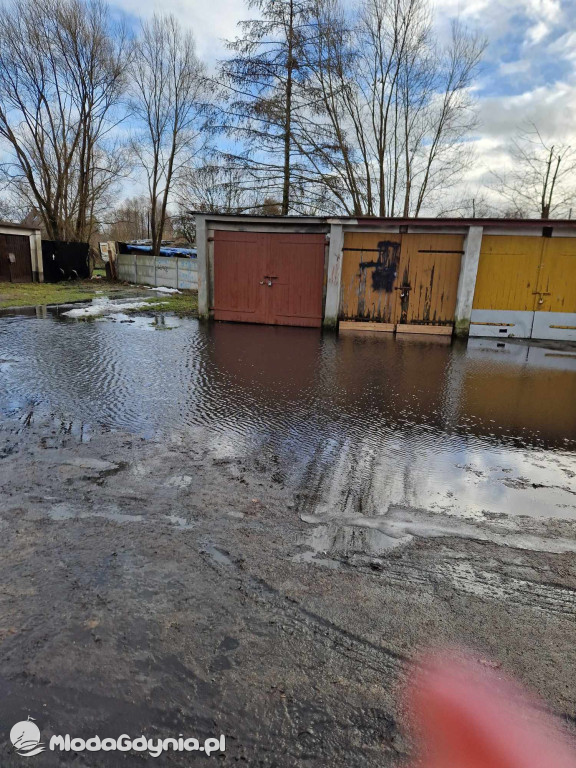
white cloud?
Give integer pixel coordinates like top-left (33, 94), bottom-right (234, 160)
top-left (499, 60), bottom-right (531, 76)
top-left (112, 0), bottom-right (242, 61)
top-left (476, 83), bottom-right (576, 142)
top-left (548, 30), bottom-right (576, 63)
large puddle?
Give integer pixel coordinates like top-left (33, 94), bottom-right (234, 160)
top-left (1, 313), bottom-right (575, 538)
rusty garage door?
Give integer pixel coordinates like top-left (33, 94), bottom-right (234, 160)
top-left (0, 233), bottom-right (33, 283)
top-left (340, 232), bottom-right (463, 329)
top-left (470, 236), bottom-right (576, 341)
top-left (213, 231), bottom-right (326, 327)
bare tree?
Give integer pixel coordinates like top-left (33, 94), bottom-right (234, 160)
top-left (130, 14), bottom-right (206, 256)
top-left (492, 124), bottom-right (576, 219)
top-left (0, 0), bottom-right (127, 241)
top-left (176, 155), bottom-right (285, 215)
top-left (293, 0), bottom-right (484, 216)
top-left (99, 196), bottom-right (151, 242)
top-left (178, 163), bottom-right (252, 214)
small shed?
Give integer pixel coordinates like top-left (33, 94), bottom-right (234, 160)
top-left (0, 222), bottom-right (43, 283)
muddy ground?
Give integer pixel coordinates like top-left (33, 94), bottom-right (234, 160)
top-left (0, 317), bottom-right (575, 766)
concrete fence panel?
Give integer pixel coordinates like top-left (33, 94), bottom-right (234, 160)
top-left (115, 253), bottom-right (198, 290)
top-left (177, 258), bottom-right (198, 290)
top-left (116, 253), bottom-right (136, 282)
top-left (135, 255), bottom-right (156, 285)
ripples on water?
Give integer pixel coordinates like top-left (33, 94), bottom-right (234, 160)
top-left (1, 313), bottom-right (575, 520)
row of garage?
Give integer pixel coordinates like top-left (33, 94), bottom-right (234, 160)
top-left (195, 214), bottom-right (576, 341)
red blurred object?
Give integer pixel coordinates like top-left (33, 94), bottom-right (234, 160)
top-left (406, 651), bottom-right (576, 768)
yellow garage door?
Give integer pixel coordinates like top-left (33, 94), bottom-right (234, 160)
top-left (471, 235), bottom-right (576, 340)
top-left (472, 236), bottom-right (541, 312)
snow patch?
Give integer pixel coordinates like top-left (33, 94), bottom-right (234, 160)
top-left (63, 299), bottom-right (165, 318)
top-left (148, 286), bottom-right (181, 294)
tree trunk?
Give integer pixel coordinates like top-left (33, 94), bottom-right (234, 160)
top-left (281, 0), bottom-right (294, 215)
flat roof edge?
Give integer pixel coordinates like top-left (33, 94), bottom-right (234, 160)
top-left (0, 221), bottom-right (42, 232)
top-left (189, 212), bottom-right (576, 228)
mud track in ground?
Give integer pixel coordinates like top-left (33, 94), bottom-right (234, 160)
top-left (0, 412), bottom-right (575, 766)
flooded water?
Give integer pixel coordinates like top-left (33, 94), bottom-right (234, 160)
top-left (1, 312), bottom-right (575, 534)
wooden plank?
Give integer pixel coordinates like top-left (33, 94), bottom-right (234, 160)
top-left (339, 320), bottom-right (395, 333)
top-left (396, 324), bottom-right (453, 336)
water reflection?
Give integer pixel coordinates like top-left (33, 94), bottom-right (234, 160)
top-left (1, 317), bottom-right (575, 526)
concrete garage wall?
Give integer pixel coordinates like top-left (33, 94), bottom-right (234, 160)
top-left (117, 253), bottom-right (198, 290)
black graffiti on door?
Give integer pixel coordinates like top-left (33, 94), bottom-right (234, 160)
top-left (359, 241), bottom-right (401, 293)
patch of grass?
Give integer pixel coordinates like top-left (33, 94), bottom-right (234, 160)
top-left (0, 280), bottom-right (198, 316)
top-left (131, 291), bottom-right (198, 316)
top-left (0, 280), bottom-right (112, 308)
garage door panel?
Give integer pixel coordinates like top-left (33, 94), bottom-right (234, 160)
top-left (268, 237), bottom-right (324, 324)
top-left (0, 233), bottom-right (33, 283)
top-left (397, 234), bottom-right (463, 325)
top-left (339, 232), bottom-right (461, 326)
top-left (472, 235), bottom-right (576, 341)
top-left (473, 236), bottom-right (541, 312)
top-left (537, 238), bottom-right (576, 313)
top-left (213, 232), bottom-right (266, 322)
top-left (340, 232), bottom-right (401, 322)
top-left (213, 231), bottom-right (325, 328)
top-left (214, 248), bottom-right (260, 313)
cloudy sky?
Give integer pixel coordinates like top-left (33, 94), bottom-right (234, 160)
top-left (109, 0), bottom-right (576, 210)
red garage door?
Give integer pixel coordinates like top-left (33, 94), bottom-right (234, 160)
top-left (213, 231), bottom-right (326, 327)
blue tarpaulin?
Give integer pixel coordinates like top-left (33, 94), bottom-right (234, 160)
top-left (126, 244), bottom-right (197, 258)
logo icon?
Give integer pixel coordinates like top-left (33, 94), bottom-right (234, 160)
top-left (10, 717), bottom-right (45, 757)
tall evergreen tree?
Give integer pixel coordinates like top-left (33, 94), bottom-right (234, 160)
top-left (219, 0), bottom-right (310, 215)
